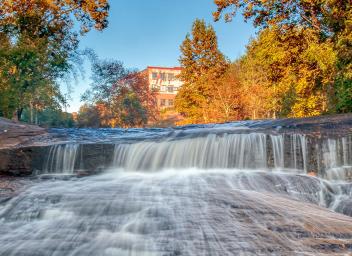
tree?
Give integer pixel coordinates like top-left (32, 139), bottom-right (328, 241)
top-left (213, 0), bottom-right (348, 37)
top-left (122, 71), bottom-right (158, 124)
top-left (77, 104), bottom-right (101, 128)
top-left (236, 27), bottom-right (337, 118)
top-left (82, 59), bottom-right (157, 128)
top-left (213, 0), bottom-right (351, 114)
top-left (207, 64), bottom-right (246, 121)
top-left (0, 0), bottom-right (109, 34)
top-left (0, 36), bottom-right (67, 120)
top-left (120, 92), bottom-right (147, 128)
top-left (22, 107), bottom-right (75, 127)
top-left (236, 49), bottom-right (275, 119)
top-left (175, 19), bottom-right (229, 123)
top-left (0, 0), bottom-right (109, 120)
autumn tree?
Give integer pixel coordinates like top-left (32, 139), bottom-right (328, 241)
top-left (176, 19), bottom-right (229, 123)
top-left (82, 59), bottom-right (127, 126)
top-left (241, 27), bottom-right (337, 117)
top-left (0, 0), bottom-right (109, 120)
top-left (213, 0), bottom-right (348, 36)
top-left (213, 0), bottom-right (351, 115)
top-left (82, 59), bottom-right (157, 128)
top-left (77, 104), bottom-right (101, 128)
top-left (207, 63), bottom-right (246, 121)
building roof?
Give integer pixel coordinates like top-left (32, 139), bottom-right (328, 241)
top-left (147, 66), bottom-right (182, 71)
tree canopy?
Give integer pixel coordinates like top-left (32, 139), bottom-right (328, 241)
top-left (213, 0), bottom-right (351, 114)
top-left (81, 59), bottom-right (157, 128)
top-left (0, 0), bottom-right (109, 120)
top-left (175, 19), bottom-right (229, 123)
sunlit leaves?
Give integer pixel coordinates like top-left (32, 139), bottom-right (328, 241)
top-left (213, 0), bottom-right (351, 116)
top-left (0, 0), bottom-right (110, 119)
top-left (176, 19), bottom-right (229, 123)
top-left (81, 59), bottom-right (157, 128)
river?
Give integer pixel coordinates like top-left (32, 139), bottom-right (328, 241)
top-left (0, 122), bottom-right (352, 255)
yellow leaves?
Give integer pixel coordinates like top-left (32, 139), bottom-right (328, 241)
top-left (290, 93), bottom-right (326, 118)
top-left (1, 0), bottom-right (109, 33)
top-left (177, 19), bottom-right (230, 123)
top-left (238, 26), bottom-right (338, 118)
top-left (8, 65), bottom-right (17, 75)
top-left (301, 39), bottom-right (337, 75)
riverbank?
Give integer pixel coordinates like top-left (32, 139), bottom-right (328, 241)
top-left (1, 114), bottom-right (352, 148)
top-left (0, 118), bottom-right (47, 149)
top-left (0, 114), bottom-right (352, 177)
top-left (0, 114), bottom-right (352, 255)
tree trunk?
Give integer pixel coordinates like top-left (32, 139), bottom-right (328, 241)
top-left (29, 102), bottom-right (33, 124)
top-left (35, 109), bottom-right (38, 125)
top-left (17, 108), bottom-right (23, 121)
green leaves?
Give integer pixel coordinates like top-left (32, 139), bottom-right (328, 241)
top-left (0, 0), bottom-right (110, 121)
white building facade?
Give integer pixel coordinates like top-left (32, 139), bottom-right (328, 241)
top-left (146, 66), bottom-right (183, 109)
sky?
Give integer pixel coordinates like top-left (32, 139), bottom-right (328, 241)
top-left (64, 0), bottom-right (256, 113)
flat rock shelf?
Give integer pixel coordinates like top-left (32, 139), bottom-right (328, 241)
top-left (0, 114), bottom-right (352, 255)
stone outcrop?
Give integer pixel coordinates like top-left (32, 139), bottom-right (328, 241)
top-left (0, 118), bottom-right (47, 149)
top-left (0, 114), bottom-right (352, 176)
top-left (0, 115), bottom-right (352, 255)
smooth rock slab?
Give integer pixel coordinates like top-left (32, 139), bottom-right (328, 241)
top-left (0, 170), bottom-right (351, 255)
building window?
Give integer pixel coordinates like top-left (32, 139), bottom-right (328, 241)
top-left (152, 84), bottom-right (159, 90)
top-left (167, 86), bottom-right (174, 93)
top-left (160, 73), bottom-right (166, 80)
top-left (152, 72), bottom-right (157, 79)
top-left (168, 99), bottom-right (174, 106)
top-left (160, 99), bottom-right (166, 106)
top-left (168, 73), bottom-right (175, 80)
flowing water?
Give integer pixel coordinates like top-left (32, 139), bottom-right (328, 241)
top-left (42, 144), bottom-right (79, 174)
top-left (1, 126), bottom-right (352, 255)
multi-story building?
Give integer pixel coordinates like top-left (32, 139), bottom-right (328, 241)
top-left (146, 66), bottom-right (183, 109)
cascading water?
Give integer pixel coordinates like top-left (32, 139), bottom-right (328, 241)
top-left (290, 134), bottom-right (308, 171)
top-left (41, 144), bottom-right (79, 174)
top-left (1, 127), bottom-right (352, 255)
top-left (270, 135), bottom-right (285, 169)
top-left (320, 137), bottom-right (352, 181)
top-left (111, 133), bottom-right (352, 177)
top-left (113, 133), bottom-right (268, 170)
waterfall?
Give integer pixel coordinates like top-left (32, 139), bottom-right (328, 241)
top-left (290, 134), bottom-right (308, 171)
top-left (1, 127), bottom-right (352, 255)
top-left (320, 137), bottom-right (352, 180)
top-left (112, 133), bottom-right (268, 171)
top-left (111, 133), bottom-right (352, 180)
top-left (42, 144), bottom-right (79, 174)
top-left (270, 135), bottom-right (284, 169)
top-left (35, 133), bottom-right (352, 180)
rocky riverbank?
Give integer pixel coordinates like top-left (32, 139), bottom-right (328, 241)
top-left (0, 115), bottom-right (352, 255)
top-left (0, 118), bottom-right (47, 149)
top-left (0, 114), bottom-right (352, 176)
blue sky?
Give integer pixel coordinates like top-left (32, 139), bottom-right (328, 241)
top-left (64, 0), bottom-right (256, 112)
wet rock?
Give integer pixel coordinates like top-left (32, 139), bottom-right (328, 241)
top-left (0, 175), bottom-right (32, 204)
